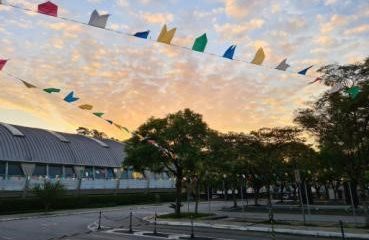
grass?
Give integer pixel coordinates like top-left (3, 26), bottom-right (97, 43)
top-left (158, 212), bottom-right (214, 219)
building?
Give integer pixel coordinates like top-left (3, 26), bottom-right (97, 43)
top-left (0, 123), bottom-right (174, 195)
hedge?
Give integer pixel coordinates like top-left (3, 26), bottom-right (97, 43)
top-left (0, 192), bottom-right (177, 214)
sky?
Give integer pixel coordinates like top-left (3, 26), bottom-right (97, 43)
top-left (0, 0), bottom-right (368, 140)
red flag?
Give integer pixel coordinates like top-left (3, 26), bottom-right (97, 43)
top-left (0, 59), bottom-right (7, 71)
top-left (38, 1), bottom-right (58, 17)
top-left (308, 77), bottom-right (322, 85)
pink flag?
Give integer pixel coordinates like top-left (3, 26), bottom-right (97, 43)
top-left (38, 1), bottom-right (58, 17)
top-left (308, 77), bottom-right (322, 84)
top-left (0, 59), bottom-right (7, 71)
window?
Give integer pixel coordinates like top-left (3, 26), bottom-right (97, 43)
top-left (84, 167), bottom-right (94, 179)
top-left (94, 167), bottom-right (106, 179)
top-left (0, 162), bottom-right (5, 179)
top-left (107, 168), bottom-right (115, 179)
top-left (33, 164), bottom-right (47, 177)
top-left (49, 165), bottom-right (62, 178)
top-left (8, 162), bottom-right (23, 176)
top-left (64, 166), bottom-right (75, 178)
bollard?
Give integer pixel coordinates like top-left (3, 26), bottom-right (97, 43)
top-left (97, 211), bottom-right (102, 230)
top-left (339, 220), bottom-right (345, 240)
top-left (129, 212), bottom-right (133, 233)
top-left (190, 216), bottom-right (194, 238)
top-left (153, 211), bottom-right (157, 235)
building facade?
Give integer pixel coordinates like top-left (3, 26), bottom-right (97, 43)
top-left (0, 123), bottom-right (174, 194)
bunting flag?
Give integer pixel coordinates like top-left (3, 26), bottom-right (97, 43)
top-left (93, 112), bottom-right (104, 117)
top-left (37, 1), bottom-right (58, 17)
top-left (308, 77), bottom-right (322, 84)
top-left (63, 91), bottom-right (79, 103)
top-left (0, 59), bottom-right (8, 71)
top-left (43, 88), bottom-right (60, 93)
top-left (88, 10), bottom-right (109, 29)
top-left (21, 80), bottom-right (37, 88)
top-left (134, 30), bottom-right (150, 39)
top-left (192, 33), bottom-right (208, 52)
top-left (223, 45), bottom-right (236, 60)
top-left (157, 24), bottom-right (176, 44)
top-left (105, 119), bottom-right (113, 124)
top-left (251, 47), bottom-right (265, 65)
top-left (346, 86), bottom-right (361, 99)
top-left (79, 104), bottom-right (93, 110)
top-left (113, 123), bottom-right (129, 133)
top-left (275, 58), bottom-right (290, 71)
top-left (298, 65), bottom-right (313, 75)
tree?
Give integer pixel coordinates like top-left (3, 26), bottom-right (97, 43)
top-left (294, 57), bottom-right (369, 225)
top-left (32, 181), bottom-right (66, 211)
top-left (124, 109), bottom-right (209, 215)
top-left (76, 127), bottom-right (108, 140)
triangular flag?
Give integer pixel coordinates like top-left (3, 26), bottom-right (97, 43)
top-left (223, 45), bottom-right (236, 60)
top-left (88, 10), bottom-right (109, 29)
top-left (346, 86), bottom-right (361, 99)
top-left (79, 104), bottom-right (93, 110)
top-left (275, 58), bottom-right (290, 71)
top-left (134, 30), bottom-right (150, 39)
top-left (192, 33), bottom-right (208, 52)
top-left (308, 77), bottom-right (322, 85)
top-left (38, 1), bottom-right (58, 17)
top-left (113, 123), bottom-right (130, 133)
top-left (43, 88), bottom-right (60, 94)
top-left (63, 91), bottom-right (79, 103)
top-left (105, 119), bottom-right (113, 124)
top-left (251, 47), bottom-right (265, 65)
top-left (0, 59), bottom-right (7, 71)
top-left (93, 112), bottom-right (104, 117)
top-left (21, 80), bottom-right (37, 88)
top-left (298, 65), bottom-right (313, 75)
top-left (157, 24), bottom-right (176, 44)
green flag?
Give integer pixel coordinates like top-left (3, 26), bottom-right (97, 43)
top-left (43, 88), bottom-right (60, 94)
top-left (93, 112), bottom-right (104, 117)
top-left (346, 86), bottom-right (361, 99)
top-left (192, 33), bottom-right (207, 52)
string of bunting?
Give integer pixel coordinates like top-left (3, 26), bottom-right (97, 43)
top-left (0, 60), bottom-right (177, 157)
top-left (0, 0), bottom-right (321, 81)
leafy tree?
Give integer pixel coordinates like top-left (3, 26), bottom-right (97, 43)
top-left (32, 181), bottom-right (66, 211)
top-left (76, 127), bottom-right (108, 140)
top-left (124, 109), bottom-right (209, 215)
top-left (294, 57), bottom-right (369, 225)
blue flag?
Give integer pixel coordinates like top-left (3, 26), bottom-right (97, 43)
top-left (134, 30), bottom-right (150, 39)
top-left (64, 91), bottom-right (79, 103)
top-left (223, 45), bottom-right (236, 60)
top-left (298, 65), bottom-right (313, 75)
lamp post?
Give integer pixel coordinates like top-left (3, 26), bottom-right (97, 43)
top-left (223, 174), bottom-right (227, 206)
top-left (240, 174), bottom-right (246, 212)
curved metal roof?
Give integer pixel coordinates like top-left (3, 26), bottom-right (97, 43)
top-left (0, 123), bottom-right (125, 168)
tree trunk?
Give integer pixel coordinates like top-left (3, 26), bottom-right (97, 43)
top-left (324, 184), bottom-right (329, 200)
top-left (280, 182), bottom-right (285, 203)
top-left (194, 180), bottom-right (200, 214)
top-left (175, 174), bottom-right (183, 216)
top-left (254, 187), bottom-right (260, 206)
top-left (360, 183), bottom-right (369, 227)
top-left (232, 186), bottom-right (238, 208)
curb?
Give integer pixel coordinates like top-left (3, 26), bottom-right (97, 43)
top-left (143, 216), bottom-right (369, 239)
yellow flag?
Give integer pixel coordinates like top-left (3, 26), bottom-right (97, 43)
top-left (79, 104), bottom-right (93, 110)
top-left (251, 47), bottom-right (265, 65)
top-left (157, 24), bottom-right (176, 44)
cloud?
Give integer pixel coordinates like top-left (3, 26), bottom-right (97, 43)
top-left (223, 0), bottom-right (267, 19)
top-left (214, 19), bottom-right (264, 39)
top-left (344, 24), bottom-right (369, 35)
top-left (139, 11), bottom-right (174, 24)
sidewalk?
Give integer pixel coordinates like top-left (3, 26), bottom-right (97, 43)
top-left (144, 215), bottom-right (369, 239)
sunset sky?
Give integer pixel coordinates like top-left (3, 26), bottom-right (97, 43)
top-left (0, 0), bottom-right (368, 140)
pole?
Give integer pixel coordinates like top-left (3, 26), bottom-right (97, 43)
top-left (240, 183), bottom-right (245, 212)
top-left (153, 211), bottom-right (157, 235)
top-left (97, 211), bottom-right (101, 230)
top-left (129, 212), bottom-right (133, 233)
top-left (304, 182), bottom-right (311, 219)
top-left (187, 182), bottom-right (190, 213)
top-left (339, 220), bottom-right (345, 240)
top-left (190, 216), bottom-right (194, 238)
top-left (298, 183), bottom-right (306, 225)
top-left (348, 182), bottom-right (357, 225)
top-left (207, 184), bottom-right (211, 213)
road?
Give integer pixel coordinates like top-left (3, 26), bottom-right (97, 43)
top-left (0, 201), bottom-right (361, 240)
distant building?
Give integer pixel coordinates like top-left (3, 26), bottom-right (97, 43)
top-left (0, 123), bottom-right (173, 195)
